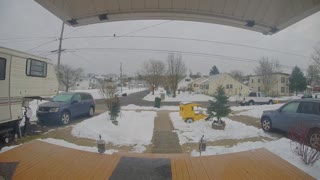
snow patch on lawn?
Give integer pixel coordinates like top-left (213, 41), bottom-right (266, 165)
top-left (169, 112), bottom-right (272, 145)
top-left (231, 104), bottom-right (283, 118)
top-left (0, 144), bottom-right (21, 153)
top-left (143, 90), bottom-right (212, 102)
top-left (122, 104), bottom-right (178, 111)
top-left (20, 99), bottom-right (48, 126)
top-left (40, 138), bottom-right (118, 154)
top-left (191, 138), bottom-right (320, 179)
top-left (71, 111), bottom-right (157, 152)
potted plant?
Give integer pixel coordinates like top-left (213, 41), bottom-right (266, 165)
top-left (207, 85), bottom-right (231, 130)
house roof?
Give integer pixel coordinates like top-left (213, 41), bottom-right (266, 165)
top-left (35, 0), bottom-right (320, 35)
top-left (249, 72), bottom-right (290, 77)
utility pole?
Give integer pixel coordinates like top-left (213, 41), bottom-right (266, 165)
top-left (120, 62), bottom-right (123, 93)
top-left (57, 22), bottom-right (65, 92)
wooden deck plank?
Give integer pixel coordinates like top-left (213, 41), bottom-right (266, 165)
top-left (171, 159), bottom-right (178, 180)
top-left (174, 159), bottom-right (190, 180)
top-left (0, 141), bottom-right (315, 180)
top-left (188, 158), bottom-right (210, 180)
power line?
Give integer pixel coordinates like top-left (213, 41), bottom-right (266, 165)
top-left (0, 36), bottom-right (57, 41)
top-left (64, 35), bottom-right (308, 58)
top-left (64, 47), bottom-right (305, 70)
top-left (25, 39), bottom-right (58, 52)
top-left (92, 20), bottom-right (173, 47)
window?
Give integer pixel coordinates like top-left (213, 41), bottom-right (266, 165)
top-left (72, 94), bottom-right (81, 102)
top-left (26, 59), bottom-right (47, 77)
top-left (251, 79), bottom-right (254, 83)
top-left (298, 102), bottom-right (319, 115)
top-left (281, 87), bottom-right (285, 93)
top-left (226, 84), bottom-right (229, 89)
top-left (248, 92), bottom-right (256, 97)
top-left (286, 87), bottom-right (289, 93)
top-left (281, 102), bottom-right (300, 113)
top-left (0, 58), bottom-right (6, 80)
top-left (258, 87), bottom-right (261, 91)
top-left (77, 84), bottom-right (79, 86)
top-left (230, 84), bottom-right (233, 89)
top-left (281, 77), bottom-right (285, 83)
top-left (258, 79), bottom-right (260, 83)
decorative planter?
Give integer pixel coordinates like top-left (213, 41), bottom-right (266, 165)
top-left (212, 120), bottom-right (226, 130)
top-left (112, 120), bottom-right (118, 126)
top-left (97, 139), bottom-right (106, 153)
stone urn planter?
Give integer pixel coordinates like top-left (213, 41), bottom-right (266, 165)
top-left (212, 120), bottom-right (226, 130)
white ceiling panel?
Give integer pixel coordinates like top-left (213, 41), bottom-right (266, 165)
top-left (35, 0), bottom-right (320, 35)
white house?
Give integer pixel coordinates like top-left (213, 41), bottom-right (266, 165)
top-left (178, 75), bottom-right (193, 90)
top-left (200, 73), bottom-right (250, 96)
top-left (72, 77), bottom-right (99, 90)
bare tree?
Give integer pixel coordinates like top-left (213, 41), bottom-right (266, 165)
top-left (99, 81), bottom-right (120, 121)
top-left (254, 57), bottom-right (282, 95)
top-left (312, 47), bottom-right (320, 65)
top-left (229, 70), bottom-right (244, 82)
top-left (58, 64), bottom-right (83, 92)
top-left (167, 53), bottom-right (187, 98)
top-left (306, 64), bottom-right (320, 86)
top-left (139, 59), bottom-right (166, 95)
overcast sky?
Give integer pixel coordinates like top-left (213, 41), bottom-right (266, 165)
top-left (1, 0), bottom-right (320, 76)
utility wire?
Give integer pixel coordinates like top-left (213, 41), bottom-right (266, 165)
top-left (64, 35), bottom-right (308, 58)
top-left (25, 39), bottom-right (58, 52)
top-left (92, 20), bottom-right (173, 47)
top-left (63, 47), bottom-right (305, 70)
top-left (0, 36), bottom-right (57, 41)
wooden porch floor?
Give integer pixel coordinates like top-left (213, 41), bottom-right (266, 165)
top-left (0, 140), bottom-right (314, 180)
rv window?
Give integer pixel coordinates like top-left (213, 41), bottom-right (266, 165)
top-left (0, 58), bottom-right (6, 80)
top-left (26, 59), bottom-right (47, 77)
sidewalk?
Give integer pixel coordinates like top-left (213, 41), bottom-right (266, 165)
top-left (151, 111), bottom-right (182, 153)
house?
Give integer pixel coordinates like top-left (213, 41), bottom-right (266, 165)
top-left (200, 73), bottom-right (250, 96)
top-left (72, 77), bottom-right (99, 90)
top-left (178, 75), bottom-right (193, 90)
top-left (248, 73), bottom-right (290, 96)
top-left (190, 77), bottom-right (208, 93)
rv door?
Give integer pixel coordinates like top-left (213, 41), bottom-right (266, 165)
top-left (0, 53), bottom-right (11, 123)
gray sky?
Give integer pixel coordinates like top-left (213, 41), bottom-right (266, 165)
top-left (1, 0), bottom-right (320, 76)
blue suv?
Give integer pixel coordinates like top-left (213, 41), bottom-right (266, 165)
top-left (37, 92), bottom-right (95, 125)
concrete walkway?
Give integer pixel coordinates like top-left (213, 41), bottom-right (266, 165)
top-left (151, 111), bottom-right (182, 153)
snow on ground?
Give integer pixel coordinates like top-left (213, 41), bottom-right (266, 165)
top-left (0, 144), bottom-right (21, 153)
top-left (71, 111), bottom-right (157, 152)
top-left (274, 95), bottom-right (301, 101)
top-left (231, 104), bottom-right (283, 118)
top-left (73, 87), bottom-right (147, 99)
top-left (122, 104), bottom-right (179, 111)
top-left (191, 138), bottom-right (320, 179)
top-left (20, 99), bottom-right (48, 126)
top-left (169, 112), bottom-right (272, 145)
top-left (143, 90), bottom-right (212, 102)
top-left (40, 138), bottom-right (118, 154)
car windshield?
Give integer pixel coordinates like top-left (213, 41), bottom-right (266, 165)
top-left (52, 94), bottom-right (73, 102)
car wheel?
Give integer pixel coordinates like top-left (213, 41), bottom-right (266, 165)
top-left (269, 100), bottom-right (273, 105)
top-left (60, 111), bottom-right (71, 125)
top-left (308, 129), bottom-right (320, 149)
top-left (88, 106), bottom-right (95, 117)
top-left (186, 118), bottom-right (193, 123)
top-left (261, 117), bottom-right (272, 132)
top-left (249, 101), bottom-right (254, 106)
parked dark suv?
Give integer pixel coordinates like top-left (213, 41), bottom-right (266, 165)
top-left (37, 92), bottom-right (95, 125)
top-left (261, 99), bottom-right (320, 148)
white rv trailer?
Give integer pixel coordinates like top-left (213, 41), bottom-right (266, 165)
top-left (0, 47), bottom-right (58, 141)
